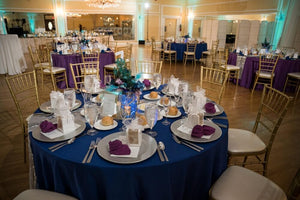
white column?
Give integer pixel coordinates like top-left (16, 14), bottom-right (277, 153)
top-left (0, 12), bottom-right (7, 34)
top-left (53, 0), bottom-right (66, 36)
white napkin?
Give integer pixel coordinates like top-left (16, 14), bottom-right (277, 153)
top-left (193, 89), bottom-right (206, 114)
top-left (168, 75), bottom-right (179, 95)
top-left (41, 123), bottom-right (80, 139)
top-left (50, 91), bottom-right (64, 109)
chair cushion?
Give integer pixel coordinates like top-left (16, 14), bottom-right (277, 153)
top-left (210, 166), bottom-right (287, 200)
top-left (228, 128), bottom-right (266, 155)
top-left (34, 62), bottom-right (50, 68)
top-left (288, 72), bottom-right (300, 79)
top-left (184, 52), bottom-right (195, 55)
top-left (164, 50), bottom-right (176, 54)
top-left (43, 67), bottom-right (66, 73)
top-left (104, 63), bottom-right (117, 69)
top-left (256, 71), bottom-right (273, 78)
top-left (13, 189), bottom-right (78, 200)
top-left (202, 51), bottom-right (210, 55)
top-left (221, 65), bottom-right (240, 70)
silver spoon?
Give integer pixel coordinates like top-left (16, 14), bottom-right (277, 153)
top-left (159, 141), bottom-right (169, 162)
top-left (51, 137), bottom-right (75, 152)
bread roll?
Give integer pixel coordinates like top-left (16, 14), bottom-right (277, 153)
top-left (138, 115), bottom-right (148, 126)
top-left (149, 91), bottom-right (158, 99)
top-left (168, 106), bottom-right (178, 116)
top-left (160, 97), bottom-right (169, 105)
top-left (101, 116), bottom-right (114, 126)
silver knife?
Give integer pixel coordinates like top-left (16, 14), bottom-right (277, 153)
top-left (157, 146), bottom-right (165, 162)
top-left (87, 138), bottom-right (101, 163)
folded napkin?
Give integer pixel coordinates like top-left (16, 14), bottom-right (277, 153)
top-left (205, 102), bottom-right (216, 114)
top-left (109, 140), bottom-right (131, 155)
top-left (191, 125), bottom-right (215, 138)
top-left (143, 79), bottom-right (151, 88)
top-left (40, 120), bottom-right (57, 133)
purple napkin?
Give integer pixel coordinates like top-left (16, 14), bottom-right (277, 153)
top-left (40, 120), bottom-right (57, 133)
top-left (205, 102), bottom-right (216, 114)
top-left (109, 140), bottom-right (131, 155)
top-left (191, 125), bottom-right (215, 138)
top-left (143, 79), bottom-right (151, 88)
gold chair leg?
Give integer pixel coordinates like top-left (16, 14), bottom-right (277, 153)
top-left (283, 75), bottom-right (289, 92)
top-left (252, 75), bottom-right (259, 94)
top-left (242, 156), bottom-right (248, 167)
top-left (236, 70), bottom-right (240, 86)
top-left (64, 71), bottom-right (68, 88)
top-left (51, 74), bottom-right (56, 91)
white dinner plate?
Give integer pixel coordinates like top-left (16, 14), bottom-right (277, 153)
top-left (97, 132), bottom-right (157, 164)
top-left (156, 100), bottom-right (176, 107)
top-left (170, 119), bottom-right (222, 143)
top-left (143, 94), bottom-right (161, 101)
top-left (94, 119), bottom-right (118, 131)
top-left (143, 86), bottom-right (155, 91)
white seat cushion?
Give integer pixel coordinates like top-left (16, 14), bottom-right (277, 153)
top-left (228, 128), bottom-right (266, 155)
top-left (221, 65), bottom-right (240, 70)
top-left (13, 189), bottom-right (78, 200)
top-left (257, 71), bottom-right (273, 78)
top-left (43, 67), bottom-right (66, 73)
top-left (34, 62), bottom-right (50, 68)
top-left (164, 50), bottom-right (176, 54)
top-left (288, 72), bottom-right (300, 79)
top-left (210, 166), bottom-right (287, 200)
top-left (184, 52), bottom-right (195, 55)
top-left (104, 63), bottom-right (116, 70)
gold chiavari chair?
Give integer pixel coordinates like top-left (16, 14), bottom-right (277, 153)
top-left (218, 49), bottom-right (241, 85)
top-left (70, 62), bottom-right (100, 90)
top-left (135, 60), bottom-right (163, 77)
top-left (81, 51), bottom-right (99, 63)
top-left (5, 71), bottom-right (40, 162)
top-left (151, 37), bottom-right (163, 61)
top-left (200, 66), bottom-right (229, 104)
top-left (202, 40), bottom-right (218, 67)
top-left (115, 44), bottom-right (132, 67)
top-left (251, 54), bottom-right (279, 94)
top-left (28, 45), bottom-right (45, 76)
top-left (228, 85), bottom-right (292, 176)
top-left (283, 72), bottom-right (300, 101)
top-left (183, 42), bottom-right (197, 66)
top-left (163, 41), bottom-right (177, 65)
top-left (103, 51), bottom-right (125, 84)
top-left (36, 48), bottom-right (68, 90)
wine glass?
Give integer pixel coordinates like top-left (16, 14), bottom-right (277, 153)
top-left (64, 88), bottom-right (75, 111)
top-left (162, 95), bottom-right (171, 126)
top-left (84, 102), bottom-right (98, 136)
top-left (182, 92), bottom-right (193, 120)
top-left (144, 104), bottom-right (159, 137)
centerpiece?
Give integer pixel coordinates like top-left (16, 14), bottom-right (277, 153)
top-left (108, 58), bottom-right (145, 118)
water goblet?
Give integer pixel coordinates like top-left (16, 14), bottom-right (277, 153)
top-left (84, 102), bottom-right (98, 136)
top-left (144, 104), bottom-right (159, 137)
top-left (153, 73), bottom-right (162, 89)
top-left (162, 95), bottom-right (171, 126)
top-left (64, 88), bottom-right (75, 111)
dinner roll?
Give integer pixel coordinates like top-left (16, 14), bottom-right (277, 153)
top-left (101, 116), bottom-right (114, 126)
top-left (138, 115), bottom-right (148, 126)
top-left (149, 91), bottom-right (158, 99)
top-left (168, 106), bottom-right (178, 116)
top-left (160, 97), bottom-right (169, 105)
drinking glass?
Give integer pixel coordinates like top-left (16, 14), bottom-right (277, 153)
top-left (182, 92), bottom-right (193, 120)
top-left (64, 88), bottom-right (75, 111)
top-left (84, 103), bottom-right (98, 136)
top-left (144, 104), bottom-right (159, 137)
top-left (153, 73), bottom-right (162, 89)
top-left (162, 95), bottom-right (171, 126)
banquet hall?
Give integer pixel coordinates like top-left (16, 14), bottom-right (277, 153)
top-left (0, 0), bottom-right (299, 200)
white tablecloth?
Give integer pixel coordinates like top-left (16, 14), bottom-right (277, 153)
top-left (0, 34), bottom-right (27, 75)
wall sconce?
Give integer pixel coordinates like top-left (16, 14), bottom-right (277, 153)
top-left (164, 26), bottom-right (167, 32)
top-left (179, 24), bottom-right (182, 31)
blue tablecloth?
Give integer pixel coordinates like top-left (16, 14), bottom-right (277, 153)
top-left (30, 90), bottom-right (228, 200)
top-left (170, 43), bottom-right (207, 61)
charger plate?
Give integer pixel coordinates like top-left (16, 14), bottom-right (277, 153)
top-left (97, 132), bottom-right (157, 164)
top-left (204, 101), bottom-right (224, 117)
top-left (170, 119), bottom-right (222, 143)
top-left (32, 119), bottom-right (86, 142)
top-left (40, 99), bottom-right (82, 113)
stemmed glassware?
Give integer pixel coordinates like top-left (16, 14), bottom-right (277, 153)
top-left (84, 102), bottom-right (98, 136)
top-left (64, 88), bottom-right (76, 111)
top-left (144, 104), bottom-right (159, 137)
top-left (182, 92), bottom-right (193, 120)
top-left (162, 95), bottom-right (171, 126)
top-left (153, 73), bottom-right (162, 89)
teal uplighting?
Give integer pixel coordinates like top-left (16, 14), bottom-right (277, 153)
top-left (56, 15), bottom-right (66, 36)
top-left (27, 13), bottom-right (36, 33)
top-left (0, 10), bottom-right (7, 34)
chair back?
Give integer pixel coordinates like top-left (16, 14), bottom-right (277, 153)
top-left (258, 55), bottom-right (279, 77)
top-left (70, 62), bottom-right (100, 90)
top-left (186, 42), bottom-right (197, 53)
top-left (115, 44), bottom-right (131, 61)
top-left (135, 60), bottom-right (162, 75)
top-left (253, 85), bottom-right (292, 163)
top-left (81, 51), bottom-right (99, 63)
top-left (28, 45), bottom-right (38, 66)
top-left (5, 71), bottom-right (40, 132)
top-left (200, 66), bottom-right (229, 104)
top-left (287, 168), bottom-right (300, 200)
top-left (163, 41), bottom-right (172, 51)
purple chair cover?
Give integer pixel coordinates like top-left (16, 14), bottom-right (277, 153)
top-left (52, 52), bottom-right (115, 88)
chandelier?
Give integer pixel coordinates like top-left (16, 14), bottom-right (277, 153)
top-left (85, 0), bottom-right (121, 9)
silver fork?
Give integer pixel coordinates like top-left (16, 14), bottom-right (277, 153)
top-left (172, 134), bottom-right (203, 152)
top-left (87, 137), bottom-right (101, 163)
top-left (82, 141), bottom-right (95, 163)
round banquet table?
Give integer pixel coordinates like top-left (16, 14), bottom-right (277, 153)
top-left (51, 52), bottom-right (115, 89)
top-left (169, 42), bottom-right (207, 61)
top-left (29, 89), bottom-right (228, 200)
top-left (228, 53), bottom-right (300, 91)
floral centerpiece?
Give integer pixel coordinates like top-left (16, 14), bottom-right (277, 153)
top-left (109, 58), bottom-right (145, 118)
top-left (261, 38), bottom-right (271, 50)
